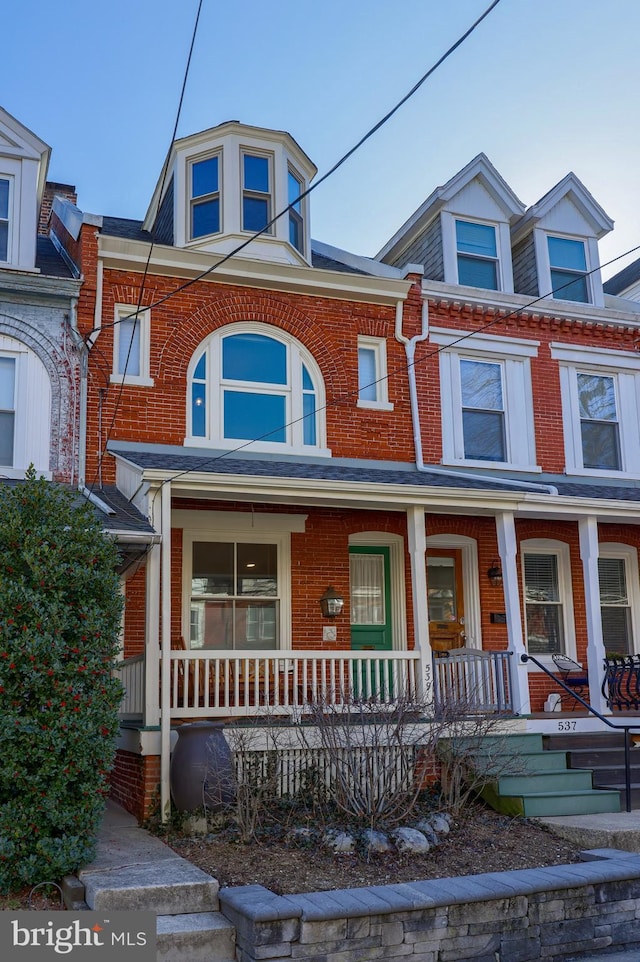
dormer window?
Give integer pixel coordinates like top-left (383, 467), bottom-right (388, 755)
top-left (242, 151), bottom-right (272, 233)
top-left (548, 236), bottom-right (588, 303)
top-left (455, 220), bottom-right (498, 290)
top-left (288, 168), bottom-right (304, 253)
top-left (0, 178), bottom-right (9, 261)
top-left (190, 154), bottom-right (221, 239)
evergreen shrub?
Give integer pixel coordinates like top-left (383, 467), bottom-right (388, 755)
top-left (0, 470), bottom-right (123, 891)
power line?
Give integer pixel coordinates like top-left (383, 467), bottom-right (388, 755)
top-left (140, 240), bottom-right (640, 498)
top-left (86, 0), bottom-right (503, 339)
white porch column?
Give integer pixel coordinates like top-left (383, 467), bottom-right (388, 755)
top-left (407, 505), bottom-right (432, 707)
top-left (579, 516), bottom-right (608, 715)
top-left (143, 540), bottom-right (161, 728)
top-left (160, 481), bottom-right (172, 822)
top-left (495, 511), bottom-right (531, 715)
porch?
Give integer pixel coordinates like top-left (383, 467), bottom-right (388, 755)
top-left (116, 646), bottom-right (515, 723)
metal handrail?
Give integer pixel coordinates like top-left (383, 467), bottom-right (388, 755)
top-left (521, 652), bottom-right (640, 813)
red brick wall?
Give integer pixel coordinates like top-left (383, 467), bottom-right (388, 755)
top-left (110, 750), bottom-right (160, 823)
top-left (80, 271), bottom-right (418, 484)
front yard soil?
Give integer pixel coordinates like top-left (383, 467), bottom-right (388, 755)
top-left (164, 804), bottom-right (583, 895)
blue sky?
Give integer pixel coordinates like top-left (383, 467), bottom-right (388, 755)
top-left (3, 0), bottom-right (640, 278)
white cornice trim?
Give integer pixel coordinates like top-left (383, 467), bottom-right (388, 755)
top-left (97, 234), bottom-right (412, 305)
top-left (422, 279), bottom-right (640, 328)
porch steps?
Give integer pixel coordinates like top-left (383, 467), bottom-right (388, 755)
top-left (449, 733), bottom-right (621, 817)
top-left (544, 731), bottom-right (640, 811)
top-left (79, 801), bottom-right (236, 962)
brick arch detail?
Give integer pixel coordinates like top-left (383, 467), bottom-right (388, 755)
top-left (0, 312), bottom-right (79, 478)
top-left (156, 292), bottom-right (349, 398)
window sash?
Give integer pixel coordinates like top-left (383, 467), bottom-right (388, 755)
top-left (117, 318), bottom-right (141, 377)
top-left (358, 347), bottom-right (378, 402)
top-left (460, 358), bottom-right (506, 461)
top-left (190, 156), bottom-right (220, 238)
top-left (578, 373), bottom-right (620, 470)
top-left (242, 153), bottom-right (272, 234)
top-left (524, 554), bottom-right (565, 655)
top-left (548, 237), bottom-right (588, 302)
top-left (599, 557), bottom-right (632, 655)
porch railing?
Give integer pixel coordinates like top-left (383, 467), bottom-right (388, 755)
top-left (433, 649), bottom-right (513, 715)
top-left (602, 655), bottom-right (640, 711)
top-left (115, 653), bottom-right (145, 721)
top-left (117, 649), bottom-right (424, 722)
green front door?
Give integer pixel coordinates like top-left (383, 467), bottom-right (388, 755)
top-left (349, 546), bottom-right (392, 651)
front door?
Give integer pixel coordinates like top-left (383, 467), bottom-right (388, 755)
top-left (349, 546), bottom-right (392, 651)
top-left (426, 549), bottom-right (465, 653)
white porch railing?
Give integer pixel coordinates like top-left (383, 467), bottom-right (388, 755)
top-left (433, 649), bottom-right (513, 714)
top-left (115, 654), bottom-right (145, 720)
top-left (118, 649), bottom-right (423, 722)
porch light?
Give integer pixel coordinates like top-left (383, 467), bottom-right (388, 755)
top-left (319, 586), bottom-right (344, 618)
top-left (487, 560), bottom-right (503, 587)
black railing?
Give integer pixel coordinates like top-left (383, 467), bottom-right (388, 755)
top-left (602, 655), bottom-right (640, 711)
top-left (521, 653), bottom-right (640, 813)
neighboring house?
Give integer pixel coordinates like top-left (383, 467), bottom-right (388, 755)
top-left (52, 123), bottom-right (640, 822)
top-left (0, 106), bottom-right (81, 482)
top-left (604, 256), bottom-right (640, 302)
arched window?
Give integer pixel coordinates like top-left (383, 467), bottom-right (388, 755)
top-left (186, 324), bottom-right (328, 455)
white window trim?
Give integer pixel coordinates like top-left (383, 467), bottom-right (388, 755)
top-left (187, 149), bottom-right (222, 242)
top-left (0, 335), bottom-right (51, 479)
top-left (111, 305), bottom-right (153, 386)
top-left (441, 212), bottom-right (514, 293)
top-left (241, 148), bottom-right (274, 236)
top-left (534, 229), bottom-right (604, 308)
top-left (521, 538), bottom-right (577, 667)
top-left (178, 510), bottom-right (297, 649)
top-left (0, 174), bottom-right (11, 264)
top-left (551, 342), bottom-right (640, 478)
top-left (357, 335), bottom-right (393, 411)
top-left (185, 321), bottom-right (330, 457)
top-left (431, 327), bottom-right (539, 472)
top-left (287, 164), bottom-right (305, 256)
top-left (425, 533), bottom-right (482, 651)
top-left (599, 542), bottom-right (640, 656)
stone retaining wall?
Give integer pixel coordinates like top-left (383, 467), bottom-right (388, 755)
top-left (219, 850), bottom-right (640, 962)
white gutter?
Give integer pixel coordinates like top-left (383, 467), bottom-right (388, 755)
top-left (395, 292), bottom-right (558, 495)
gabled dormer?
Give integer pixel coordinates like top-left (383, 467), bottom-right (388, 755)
top-left (377, 154), bottom-right (525, 293)
top-left (0, 106), bottom-right (50, 271)
top-left (511, 173), bottom-right (613, 308)
top-left (143, 121), bottom-right (317, 266)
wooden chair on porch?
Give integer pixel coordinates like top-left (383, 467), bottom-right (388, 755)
top-left (552, 653), bottom-right (589, 709)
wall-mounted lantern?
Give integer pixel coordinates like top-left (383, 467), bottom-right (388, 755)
top-left (319, 586), bottom-right (345, 618)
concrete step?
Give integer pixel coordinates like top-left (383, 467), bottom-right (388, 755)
top-left (544, 731), bottom-right (627, 751)
top-left (494, 789), bottom-right (621, 818)
top-left (157, 911), bottom-right (236, 962)
top-left (496, 769), bottom-right (595, 795)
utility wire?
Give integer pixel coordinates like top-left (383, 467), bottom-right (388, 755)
top-left (86, 0), bottom-right (503, 338)
top-left (141, 240), bottom-right (640, 499)
top-left (87, 0), bottom-right (204, 492)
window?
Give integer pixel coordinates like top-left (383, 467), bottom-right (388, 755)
top-left (521, 540), bottom-right (575, 659)
top-left (190, 540), bottom-right (279, 650)
top-left (552, 343), bottom-right (640, 477)
top-left (357, 336), bottom-right (392, 410)
top-left (548, 236), bottom-right (589, 303)
top-left (599, 557), bottom-right (631, 655)
top-left (460, 358), bottom-right (505, 461)
top-left (577, 372), bottom-right (620, 470)
top-left (242, 152), bottom-right (272, 233)
top-left (288, 168), bottom-right (304, 253)
top-left (190, 155), bottom-right (220, 239)
top-left (0, 178), bottom-right (9, 262)
top-left (0, 336), bottom-right (51, 477)
top-left (111, 306), bottom-right (152, 386)
top-left (455, 220), bottom-right (498, 290)
top-left (0, 355), bottom-right (15, 465)
top-left (432, 328), bottom-right (539, 470)
top-left (187, 324), bottom-right (328, 454)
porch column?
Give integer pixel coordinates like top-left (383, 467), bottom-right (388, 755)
top-left (160, 481), bottom-right (172, 822)
top-left (407, 505), bottom-right (432, 707)
top-left (495, 511), bottom-right (530, 715)
top-left (143, 540), bottom-right (161, 728)
top-left (579, 516), bottom-right (608, 715)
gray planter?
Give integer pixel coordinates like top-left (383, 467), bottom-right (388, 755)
top-left (170, 721), bottom-right (235, 813)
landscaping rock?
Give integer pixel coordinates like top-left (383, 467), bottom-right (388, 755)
top-left (414, 819), bottom-right (440, 845)
top-left (429, 814), bottom-right (451, 835)
top-left (390, 827), bottom-right (430, 854)
top-left (322, 830), bottom-right (356, 854)
top-left (361, 830), bottom-right (393, 854)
